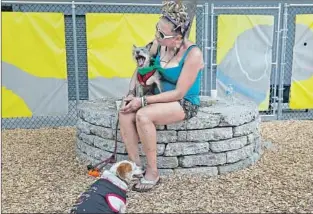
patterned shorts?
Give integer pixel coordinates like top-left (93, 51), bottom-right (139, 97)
top-left (179, 99), bottom-right (199, 120)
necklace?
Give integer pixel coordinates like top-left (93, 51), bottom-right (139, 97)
top-left (160, 47), bottom-right (175, 63)
top-left (160, 40), bottom-right (185, 67)
top-left (160, 46), bottom-right (180, 68)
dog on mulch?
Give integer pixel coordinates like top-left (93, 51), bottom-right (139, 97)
top-left (132, 42), bottom-right (164, 97)
top-left (70, 160), bottom-right (144, 214)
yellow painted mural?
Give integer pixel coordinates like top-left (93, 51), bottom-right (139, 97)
top-left (86, 13), bottom-right (197, 79)
top-left (2, 12), bottom-right (68, 118)
top-left (289, 14), bottom-right (313, 109)
top-left (2, 87), bottom-right (33, 118)
top-left (2, 12), bottom-right (67, 79)
top-left (216, 15), bottom-right (274, 65)
top-left (85, 13), bottom-right (196, 99)
top-left (216, 15), bottom-right (274, 111)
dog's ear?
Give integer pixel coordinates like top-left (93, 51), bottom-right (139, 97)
top-left (116, 162), bottom-right (133, 180)
top-left (145, 42), bottom-right (153, 51)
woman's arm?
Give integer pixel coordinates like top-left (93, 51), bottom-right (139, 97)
top-left (146, 47), bottom-right (204, 104)
top-left (127, 69), bottom-right (138, 96)
top-left (149, 39), bottom-right (159, 56)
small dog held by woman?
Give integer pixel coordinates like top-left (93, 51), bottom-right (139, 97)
top-left (70, 160), bottom-right (143, 214)
top-left (132, 42), bottom-right (163, 97)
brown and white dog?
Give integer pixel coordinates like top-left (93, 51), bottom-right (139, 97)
top-left (70, 160), bottom-right (143, 214)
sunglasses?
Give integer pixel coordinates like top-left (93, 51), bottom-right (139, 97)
top-left (156, 25), bottom-right (176, 40)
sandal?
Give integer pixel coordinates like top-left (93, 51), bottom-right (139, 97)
top-left (131, 176), bottom-right (161, 192)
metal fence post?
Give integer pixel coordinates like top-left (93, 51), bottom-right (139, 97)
top-left (200, 4), bottom-right (205, 95)
top-left (278, 3), bottom-right (289, 120)
top-left (209, 3), bottom-right (215, 93)
top-left (203, 3), bottom-right (209, 96)
top-left (271, 3), bottom-right (282, 118)
top-left (72, 0), bottom-right (80, 108)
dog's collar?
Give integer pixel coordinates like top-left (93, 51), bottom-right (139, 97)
top-left (138, 65), bottom-right (165, 75)
top-left (101, 171), bottom-right (128, 191)
top-left (137, 58), bottom-right (165, 75)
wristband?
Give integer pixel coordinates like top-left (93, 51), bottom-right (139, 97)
top-left (141, 97), bottom-right (144, 108)
top-left (140, 96), bottom-right (148, 108)
top-left (143, 96), bottom-right (148, 106)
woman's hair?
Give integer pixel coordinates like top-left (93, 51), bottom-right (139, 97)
top-left (161, 0), bottom-right (191, 36)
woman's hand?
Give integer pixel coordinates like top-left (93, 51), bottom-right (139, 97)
top-left (120, 96), bottom-right (142, 113)
top-left (120, 93), bottom-right (134, 108)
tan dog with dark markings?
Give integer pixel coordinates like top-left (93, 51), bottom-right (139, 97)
top-left (133, 42), bottom-right (163, 97)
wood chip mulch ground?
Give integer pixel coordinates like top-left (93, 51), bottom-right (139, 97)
top-left (2, 120), bottom-right (313, 213)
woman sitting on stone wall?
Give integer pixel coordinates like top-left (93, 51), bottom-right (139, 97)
top-left (119, 0), bottom-right (204, 192)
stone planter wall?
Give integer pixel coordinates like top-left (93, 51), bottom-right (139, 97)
top-left (76, 96), bottom-right (263, 176)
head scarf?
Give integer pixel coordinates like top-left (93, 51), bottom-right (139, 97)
top-left (161, 1), bottom-right (191, 36)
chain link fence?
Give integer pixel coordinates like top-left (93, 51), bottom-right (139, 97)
top-left (209, 3), bottom-right (282, 119)
top-left (278, 3), bottom-right (313, 120)
top-left (1, 1), bottom-right (312, 130)
top-left (1, 2), bottom-right (78, 129)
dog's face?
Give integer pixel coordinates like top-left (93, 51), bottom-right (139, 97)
top-left (109, 160), bottom-right (137, 183)
top-left (132, 43), bottom-right (152, 68)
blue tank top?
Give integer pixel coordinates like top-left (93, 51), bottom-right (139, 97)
top-left (154, 44), bottom-right (202, 106)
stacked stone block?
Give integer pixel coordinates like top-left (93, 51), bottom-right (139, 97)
top-left (76, 96), bottom-right (262, 176)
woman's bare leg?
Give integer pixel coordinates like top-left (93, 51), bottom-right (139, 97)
top-left (118, 112), bottom-right (141, 166)
top-left (135, 102), bottom-right (185, 186)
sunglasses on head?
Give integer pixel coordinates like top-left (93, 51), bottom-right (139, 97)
top-left (156, 25), bottom-right (176, 40)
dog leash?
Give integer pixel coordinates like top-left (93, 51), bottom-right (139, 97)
top-left (87, 123), bottom-right (118, 177)
top-left (87, 100), bottom-right (125, 178)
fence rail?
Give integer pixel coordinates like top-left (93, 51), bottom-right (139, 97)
top-left (1, 0), bottom-right (313, 129)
